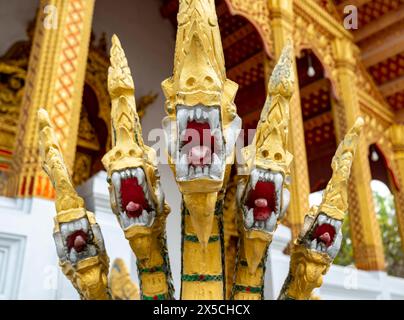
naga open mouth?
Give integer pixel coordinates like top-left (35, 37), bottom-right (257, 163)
top-left (110, 168), bottom-right (156, 229)
top-left (240, 168), bottom-right (284, 233)
top-left (175, 105), bottom-right (224, 181)
top-left (303, 213), bottom-right (343, 258)
top-left (54, 217), bottom-right (104, 264)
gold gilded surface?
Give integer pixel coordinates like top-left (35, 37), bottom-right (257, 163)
top-left (182, 282), bottom-right (224, 300)
top-left (109, 258), bottom-right (140, 300)
top-left (183, 241), bottom-right (223, 275)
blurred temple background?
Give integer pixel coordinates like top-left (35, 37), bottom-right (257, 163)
top-left (1, 0), bottom-right (404, 299)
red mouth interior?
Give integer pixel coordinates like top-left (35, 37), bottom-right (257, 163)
top-left (121, 177), bottom-right (149, 218)
top-left (245, 181), bottom-right (276, 221)
top-left (183, 121), bottom-right (214, 166)
top-left (312, 223), bottom-right (336, 247)
top-left (67, 230), bottom-right (88, 253)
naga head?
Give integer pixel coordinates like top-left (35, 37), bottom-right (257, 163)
top-left (162, 0), bottom-right (241, 247)
top-left (38, 109), bottom-right (110, 300)
top-left (236, 42), bottom-right (294, 255)
top-left (102, 35), bottom-right (167, 262)
top-left (298, 117), bottom-right (364, 260)
top-left (284, 118), bottom-right (364, 299)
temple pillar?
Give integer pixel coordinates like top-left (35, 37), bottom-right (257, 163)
top-left (332, 38), bottom-right (385, 270)
top-left (8, 0), bottom-right (95, 198)
top-left (390, 124), bottom-right (404, 252)
top-left (268, 0), bottom-right (310, 238)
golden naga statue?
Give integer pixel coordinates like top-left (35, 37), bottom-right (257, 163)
top-left (38, 0), bottom-right (364, 300)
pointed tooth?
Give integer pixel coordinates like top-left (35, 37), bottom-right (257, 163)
top-left (245, 208), bottom-right (254, 228)
top-left (265, 173), bottom-right (270, 181)
top-left (195, 166), bottom-right (202, 176)
top-left (202, 111), bottom-right (208, 120)
top-left (111, 172), bottom-right (121, 192)
top-left (124, 215), bottom-right (131, 228)
top-left (69, 248), bottom-right (78, 263)
top-left (88, 245), bottom-right (97, 257)
top-left (189, 109), bottom-right (194, 121)
top-left (280, 188), bottom-right (290, 218)
top-left (68, 222), bottom-right (75, 233)
top-left (213, 128), bottom-right (223, 148)
top-left (131, 168), bottom-right (137, 181)
top-left (224, 115), bottom-right (242, 156)
top-left (236, 183), bottom-right (245, 205)
top-left (148, 211), bottom-right (156, 226)
top-left (120, 213), bottom-right (128, 228)
top-left (316, 242), bottom-right (322, 251)
top-left (276, 189), bottom-right (282, 215)
top-left (273, 173), bottom-right (283, 189)
top-left (120, 170), bottom-right (126, 180)
top-left (144, 187), bottom-right (150, 200)
top-left (196, 108), bottom-right (202, 120)
top-left (126, 169), bottom-right (132, 178)
top-left (135, 168), bottom-right (144, 185)
top-left (208, 109), bottom-right (219, 129)
top-left (317, 215), bottom-right (326, 225)
top-left (327, 231), bottom-right (342, 259)
top-left (179, 129), bottom-right (186, 145)
top-left (250, 170), bottom-right (259, 189)
top-left (189, 166), bottom-right (195, 177)
top-left (334, 220), bottom-right (342, 230)
top-left (60, 224), bottom-right (69, 238)
top-left (210, 153), bottom-right (221, 177)
top-left (81, 219), bottom-right (89, 233)
top-left (310, 239), bottom-right (317, 250)
top-left (177, 108), bottom-right (188, 134)
top-left (208, 117), bottom-right (214, 131)
top-left (203, 166), bottom-right (209, 176)
top-left (177, 153), bottom-right (189, 178)
top-left (141, 210), bottom-right (148, 224)
top-left (266, 212), bottom-right (277, 232)
top-left (74, 220), bottom-right (81, 231)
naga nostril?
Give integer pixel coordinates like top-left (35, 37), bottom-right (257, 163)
top-left (186, 77), bottom-right (196, 87)
top-left (204, 76), bottom-right (213, 85)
